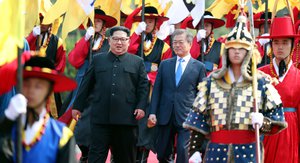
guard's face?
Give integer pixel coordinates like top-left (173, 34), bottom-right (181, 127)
top-left (228, 48), bottom-right (247, 66)
top-left (109, 30), bottom-right (130, 55)
top-left (94, 18), bottom-right (104, 33)
top-left (174, 22), bottom-right (181, 29)
top-left (204, 22), bottom-right (213, 37)
top-left (259, 24), bottom-right (270, 36)
top-left (145, 18), bottom-right (156, 33)
top-left (22, 78), bottom-right (51, 109)
top-left (272, 38), bottom-right (293, 61)
top-left (173, 33), bottom-right (192, 58)
top-left (40, 24), bottom-right (51, 33)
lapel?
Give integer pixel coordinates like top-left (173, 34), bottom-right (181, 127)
top-left (177, 58), bottom-right (194, 87)
top-left (169, 57), bottom-right (177, 87)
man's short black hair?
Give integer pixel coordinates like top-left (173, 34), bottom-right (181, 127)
top-left (109, 26), bottom-right (130, 37)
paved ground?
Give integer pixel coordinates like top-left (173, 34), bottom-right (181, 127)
top-left (75, 145), bottom-right (159, 163)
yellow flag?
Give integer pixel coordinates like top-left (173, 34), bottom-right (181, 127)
top-left (121, 0), bottom-right (135, 15)
top-left (207, 0), bottom-right (238, 19)
top-left (43, 0), bottom-right (94, 41)
top-left (0, 0), bottom-right (25, 66)
top-left (136, 0), bottom-right (171, 14)
top-left (256, 0), bottom-right (286, 13)
top-left (95, 0), bottom-right (122, 26)
top-left (62, 0), bottom-right (94, 40)
top-left (42, 0), bottom-right (69, 25)
top-left (25, 0), bottom-right (39, 36)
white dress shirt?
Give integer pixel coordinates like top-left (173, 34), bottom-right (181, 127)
top-left (22, 109), bottom-right (47, 144)
top-left (175, 54), bottom-right (191, 73)
top-left (228, 67), bottom-right (244, 83)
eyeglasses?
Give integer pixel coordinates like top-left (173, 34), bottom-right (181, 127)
top-left (111, 37), bottom-right (129, 43)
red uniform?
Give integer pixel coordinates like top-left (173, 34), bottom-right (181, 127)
top-left (26, 32), bottom-right (66, 73)
top-left (128, 33), bottom-right (172, 85)
top-left (259, 63), bottom-right (300, 163)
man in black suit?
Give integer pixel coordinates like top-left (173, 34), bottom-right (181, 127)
top-left (148, 29), bottom-right (206, 163)
top-left (72, 26), bottom-right (149, 163)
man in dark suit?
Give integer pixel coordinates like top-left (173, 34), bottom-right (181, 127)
top-left (148, 29), bottom-right (206, 163)
top-left (72, 26), bottom-right (149, 163)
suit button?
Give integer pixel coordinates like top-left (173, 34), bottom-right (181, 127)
top-left (114, 65), bottom-right (117, 68)
top-left (112, 93), bottom-right (115, 96)
top-left (113, 74), bottom-right (116, 77)
top-left (112, 83), bottom-right (115, 86)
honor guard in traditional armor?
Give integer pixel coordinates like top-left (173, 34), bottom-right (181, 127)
top-left (184, 6), bottom-right (287, 163)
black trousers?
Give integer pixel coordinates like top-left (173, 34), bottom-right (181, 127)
top-left (88, 124), bottom-right (138, 163)
top-left (156, 118), bottom-right (190, 163)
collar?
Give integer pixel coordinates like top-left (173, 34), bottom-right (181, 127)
top-left (227, 67), bottom-right (244, 83)
top-left (176, 54), bottom-right (191, 62)
top-left (108, 51), bottom-right (127, 62)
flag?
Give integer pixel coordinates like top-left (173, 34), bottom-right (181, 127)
top-left (43, 0), bottom-right (95, 41)
top-left (167, 0), bottom-right (190, 25)
top-left (121, 0), bottom-right (136, 15)
top-left (207, 0), bottom-right (238, 19)
top-left (191, 0), bottom-right (205, 28)
top-left (0, 0), bottom-right (25, 67)
top-left (136, 0), bottom-right (171, 14)
top-left (95, 0), bottom-right (122, 26)
top-left (62, 0), bottom-right (95, 40)
top-left (256, 0), bottom-right (300, 13)
top-left (25, 0), bottom-right (39, 36)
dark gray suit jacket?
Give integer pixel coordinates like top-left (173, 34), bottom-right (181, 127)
top-left (73, 52), bottom-right (149, 126)
top-left (149, 56), bottom-right (206, 126)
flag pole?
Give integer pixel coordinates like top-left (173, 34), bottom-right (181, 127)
top-left (246, 0), bottom-right (261, 162)
top-left (16, 47), bottom-right (23, 163)
top-left (140, 0), bottom-right (145, 58)
top-left (198, 1), bottom-right (205, 63)
top-left (89, 20), bottom-right (94, 64)
top-left (263, 0), bottom-right (268, 65)
top-left (199, 15), bottom-right (205, 62)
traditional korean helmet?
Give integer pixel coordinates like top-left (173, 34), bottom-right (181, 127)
top-left (23, 56), bottom-right (77, 92)
top-left (133, 6), bottom-right (169, 24)
top-left (94, 8), bottom-right (118, 28)
top-left (211, 3), bottom-right (260, 81)
top-left (182, 11), bottom-right (225, 29)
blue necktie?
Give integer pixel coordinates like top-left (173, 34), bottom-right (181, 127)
top-left (176, 58), bottom-right (184, 86)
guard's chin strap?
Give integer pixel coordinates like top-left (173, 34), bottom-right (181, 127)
top-left (278, 55), bottom-right (290, 77)
top-left (24, 107), bottom-right (40, 130)
top-left (278, 60), bottom-right (286, 77)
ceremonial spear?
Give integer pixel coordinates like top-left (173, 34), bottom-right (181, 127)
top-left (16, 47), bottom-right (23, 163)
top-left (246, 0), bottom-right (261, 162)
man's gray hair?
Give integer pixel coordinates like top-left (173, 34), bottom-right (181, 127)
top-left (171, 29), bottom-right (194, 44)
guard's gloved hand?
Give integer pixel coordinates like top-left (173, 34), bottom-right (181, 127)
top-left (258, 33), bottom-right (270, 46)
top-left (196, 29), bottom-right (206, 42)
top-left (33, 26), bottom-right (41, 37)
top-left (135, 22), bottom-right (146, 35)
top-left (251, 112), bottom-right (264, 129)
top-left (189, 151), bottom-right (202, 163)
top-left (85, 26), bottom-right (95, 41)
top-left (5, 94), bottom-right (27, 121)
